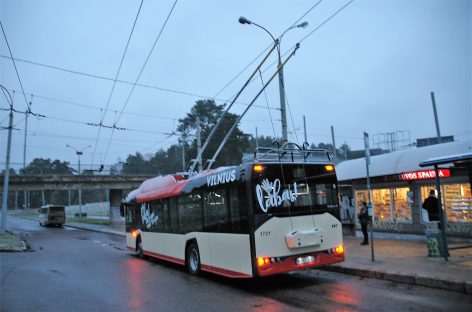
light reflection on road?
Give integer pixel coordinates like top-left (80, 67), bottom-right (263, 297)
top-left (325, 281), bottom-right (360, 307)
top-left (125, 257), bottom-right (145, 310)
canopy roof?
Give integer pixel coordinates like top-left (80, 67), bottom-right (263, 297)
top-left (419, 151), bottom-right (472, 167)
top-left (336, 140), bottom-right (472, 181)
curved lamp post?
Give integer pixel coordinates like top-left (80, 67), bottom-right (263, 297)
top-left (239, 17), bottom-right (308, 142)
top-left (66, 144), bottom-right (92, 174)
top-left (66, 144), bottom-right (91, 219)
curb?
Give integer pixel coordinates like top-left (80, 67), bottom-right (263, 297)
top-left (64, 224), bottom-right (126, 237)
top-left (321, 265), bottom-right (470, 294)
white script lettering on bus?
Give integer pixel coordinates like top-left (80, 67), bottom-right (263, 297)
top-left (256, 178), bottom-right (298, 213)
top-left (141, 203), bottom-right (158, 229)
top-left (206, 169), bottom-right (236, 187)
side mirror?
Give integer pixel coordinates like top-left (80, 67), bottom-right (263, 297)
top-left (120, 205), bottom-right (125, 217)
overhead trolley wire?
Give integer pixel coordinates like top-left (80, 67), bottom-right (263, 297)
top-left (0, 19), bottom-right (29, 109)
top-left (0, 56), bottom-right (278, 111)
top-left (101, 0), bottom-right (179, 166)
top-left (5, 88), bottom-right (177, 121)
top-left (92, 0), bottom-right (144, 167)
top-left (0, 104), bottom-right (175, 136)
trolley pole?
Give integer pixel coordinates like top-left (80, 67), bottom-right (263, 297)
top-left (196, 117), bottom-right (202, 172)
top-left (303, 116), bottom-right (307, 143)
top-left (331, 126), bottom-right (337, 158)
top-left (364, 132), bottom-right (375, 262)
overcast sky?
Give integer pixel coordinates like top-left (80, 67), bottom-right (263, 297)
top-left (1, 0), bottom-right (471, 172)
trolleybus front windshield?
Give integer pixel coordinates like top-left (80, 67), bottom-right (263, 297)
top-left (252, 164), bottom-right (338, 222)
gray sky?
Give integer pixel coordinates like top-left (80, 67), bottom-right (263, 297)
top-left (1, 0), bottom-right (471, 172)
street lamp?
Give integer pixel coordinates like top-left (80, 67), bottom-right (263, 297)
top-left (239, 17), bottom-right (308, 143)
top-left (66, 144), bottom-right (92, 174)
top-left (66, 144), bottom-right (91, 219)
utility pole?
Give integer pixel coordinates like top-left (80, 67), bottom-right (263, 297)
top-left (278, 57), bottom-right (288, 143)
top-left (1, 87), bottom-right (14, 232)
top-left (430, 92), bottom-right (442, 144)
top-left (364, 132), bottom-right (375, 262)
top-left (23, 95), bottom-right (32, 210)
top-left (238, 17), bottom-right (308, 143)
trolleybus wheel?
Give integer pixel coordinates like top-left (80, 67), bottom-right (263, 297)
top-left (186, 242), bottom-right (201, 275)
top-left (136, 237), bottom-right (145, 259)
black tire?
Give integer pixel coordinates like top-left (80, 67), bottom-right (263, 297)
top-left (186, 242), bottom-right (201, 275)
top-left (136, 236), bottom-right (145, 259)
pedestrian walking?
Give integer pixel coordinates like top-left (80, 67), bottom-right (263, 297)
top-left (358, 202), bottom-right (370, 245)
top-left (422, 189), bottom-right (440, 221)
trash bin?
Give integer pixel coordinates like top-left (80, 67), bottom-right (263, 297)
top-left (424, 221), bottom-right (445, 257)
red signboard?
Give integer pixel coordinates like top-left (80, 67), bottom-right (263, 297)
top-left (399, 169), bottom-right (450, 181)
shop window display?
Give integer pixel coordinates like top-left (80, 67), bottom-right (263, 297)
top-left (444, 184), bottom-right (471, 223)
top-left (355, 189), bottom-right (392, 222)
top-left (421, 184), bottom-right (472, 224)
top-left (372, 189), bottom-right (391, 221)
top-left (392, 187), bottom-right (412, 222)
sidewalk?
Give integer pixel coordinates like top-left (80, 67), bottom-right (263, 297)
top-left (3, 219), bottom-right (472, 294)
top-left (323, 235), bottom-right (472, 294)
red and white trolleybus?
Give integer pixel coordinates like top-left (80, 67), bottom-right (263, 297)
top-left (121, 144), bottom-right (344, 278)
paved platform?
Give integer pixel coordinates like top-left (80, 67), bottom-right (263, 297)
top-left (324, 235), bottom-right (472, 294)
top-left (3, 218), bottom-right (471, 294)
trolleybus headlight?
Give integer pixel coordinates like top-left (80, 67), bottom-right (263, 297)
top-left (253, 164), bottom-right (265, 173)
top-left (131, 230), bottom-right (138, 238)
top-left (324, 165), bottom-right (334, 172)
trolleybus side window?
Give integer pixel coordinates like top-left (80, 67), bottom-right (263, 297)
top-left (230, 185), bottom-right (249, 233)
top-left (203, 188), bottom-right (229, 232)
top-left (146, 199), bottom-right (168, 232)
top-left (178, 192), bottom-right (203, 233)
top-left (169, 197), bottom-right (179, 233)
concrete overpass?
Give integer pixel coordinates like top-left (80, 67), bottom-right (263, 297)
top-left (0, 174), bottom-right (154, 211)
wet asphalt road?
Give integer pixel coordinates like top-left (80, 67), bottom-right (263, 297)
top-left (1, 217), bottom-right (472, 312)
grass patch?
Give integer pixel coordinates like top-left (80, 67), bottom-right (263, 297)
top-left (66, 217), bottom-right (111, 225)
top-left (8, 212), bottom-right (110, 225)
top-left (8, 212), bottom-right (38, 221)
top-left (0, 231), bottom-right (26, 251)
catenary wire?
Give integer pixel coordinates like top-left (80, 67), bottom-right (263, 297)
top-left (92, 0), bottom-right (144, 167)
top-left (0, 56), bottom-right (278, 111)
top-left (0, 19), bottom-right (29, 109)
top-left (102, 0), bottom-right (179, 166)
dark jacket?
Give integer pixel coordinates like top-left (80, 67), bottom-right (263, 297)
top-left (357, 205), bottom-right (370, 224)
top-left (422, 196), bottom-right (440, 221)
